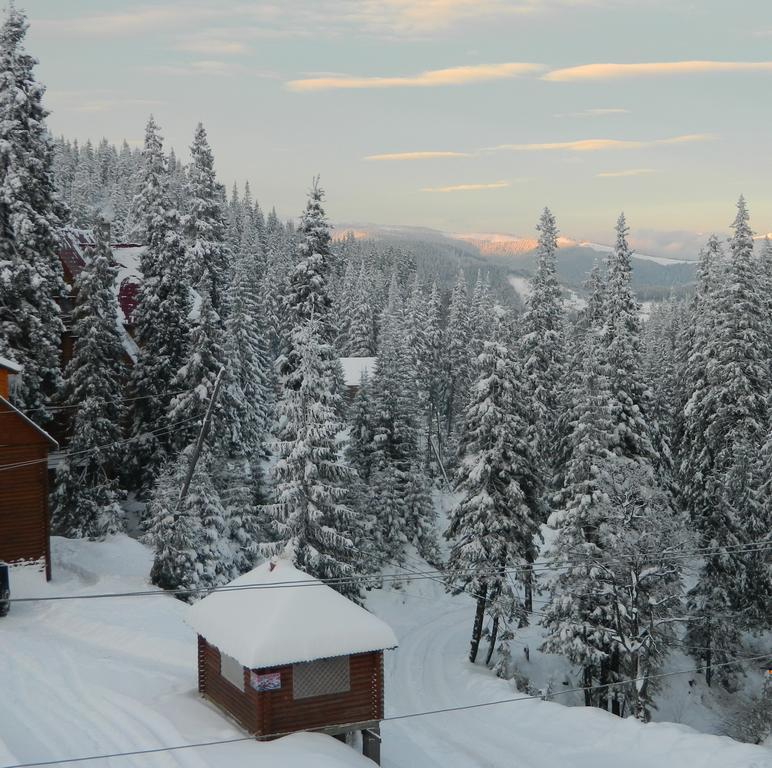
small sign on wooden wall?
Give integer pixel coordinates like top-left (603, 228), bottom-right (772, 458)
top-left (251, 671), bottom-right (281, 691)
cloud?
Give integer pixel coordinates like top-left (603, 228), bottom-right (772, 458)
top-left (364, 151), bottom-right (472, 161)
top-left (33, 7), bottom-right (221, 37)
top-left (421, 180), bottom-right (510, 192)
top-left (596, 168), bottom-right (659, 178)
top-left (287, 62), bottom-right (543, 91)
top-left (489, 133), bottom-right (714, 152)
top-left (555, 107), bottom-right (630, 117)
top-left (174, 38), bottom-right (251, 55)
top-left (44, 90), bottom-right (163, 113)
top-left (141, 60), bottom-right (242, 77)
top-left (545, 60), bottom-right (772, 81)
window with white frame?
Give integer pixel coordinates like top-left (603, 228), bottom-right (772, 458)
top-left (220, 652), bottom-right (245, 691)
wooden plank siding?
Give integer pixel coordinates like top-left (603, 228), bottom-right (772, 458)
top-left (0, 431), bottom-right (51, 579)
top-left (198, 635), bottom-right (384, 739)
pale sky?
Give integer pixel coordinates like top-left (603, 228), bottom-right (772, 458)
top-left (22, 0), bottom-right (772, 255)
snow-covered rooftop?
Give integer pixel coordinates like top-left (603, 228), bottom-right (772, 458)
top-left (0, 356), bottom-right (21, 373)
top-left (339, 357), bottom-right (376, 388)
top-left (187, 560), bottom-right (398, 669)
top-left (0, 395), bottom-right (58, 448)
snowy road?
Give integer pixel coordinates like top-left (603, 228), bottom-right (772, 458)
top-left (369, 574), bottom-right (771, 768)
top-left (1, 536), bottom-right (769, 768)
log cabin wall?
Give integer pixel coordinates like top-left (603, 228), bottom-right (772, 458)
top-left (0, 403), bottom-right (51, 579)
top-left (259, 650), bottom-right (383, 736)
top-left (198, 636), bottom-right (384, 738)
top-left (198, 635), bottom-right (261, 733)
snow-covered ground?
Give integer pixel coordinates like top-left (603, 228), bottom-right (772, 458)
top-left (0, 538), bottom-right (373, 768)
top-left (1, 536), bottom-right (769, 768)
top-left (508, 274), bottom-right (587, 312)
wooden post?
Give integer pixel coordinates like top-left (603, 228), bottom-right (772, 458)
top-left (362, 726), bottom-right (381, 765)
top-left (176, 367), bottom-right (225, 514)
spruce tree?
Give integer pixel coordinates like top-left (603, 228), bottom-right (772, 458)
top-left (446, 315), bottom-right (538, 664)
top-left (127, 117), bottom-right (191, 491)
top-left (264, 316), bottom-right (361, 600)
top-left (600, 214), bottom-right (659, 467)
top-left (520, 207), bottom-right (565, 522)
top-left (369, 274), bottom-right (437, 563)
top-left (542, 335), bottom-right (618, 705)
top-left (346, 260), bottom-right (376, 355)
top-left (442, 267), bottom-right (471, 440)
top-left (0, 5), bottom-right (64, 420)
top-left (51, 215), bottom-right (126, 539)
top-left (686, 199), bottom-right (772, 676)
top-left (184, 122), bottom-right (230, 317)
top-left (166, 272), bottom-right (226, 453)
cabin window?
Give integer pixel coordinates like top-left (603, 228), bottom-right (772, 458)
top-left (220, 652), bottom-right (245, 691)
top-left (292, 656), bottom-right (350, 699)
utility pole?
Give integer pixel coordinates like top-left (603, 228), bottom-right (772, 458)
top-left (176, 367), bottom-right (225, 513)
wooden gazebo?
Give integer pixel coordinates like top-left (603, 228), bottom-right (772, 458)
top-left (187, 559), bottom-right (398, 764)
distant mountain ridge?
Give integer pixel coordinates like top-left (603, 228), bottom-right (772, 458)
top-left (336, 223), bottom-right (698, 300)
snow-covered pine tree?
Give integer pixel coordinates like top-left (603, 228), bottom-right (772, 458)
top-left (678, 235), bottom-right (722, 521)
top-left (264, 315), bottom-right (361, 600)
top-left (146, 443), bottom-right (228, 599)
top-left (217, 246), bottom-right (272, 461)
top-left (166, 271), bottom-right (226, 454)
top-left (127, 117), bottom-right (192, 491)
top-left (541, 333), bottom-right (618, 705)
top-left (276, 178), bottom-right (337, 397)
top-left (403, 272), bottom-right (432, 465)
top-left (369, 273), bottom-right (438, 564)
top-left (442, 267), bottom-right (471, 440)
top-left (467, 270), bottom-right (493, 360)
top-left (592, 457), bottom-right (685, 720)
top-left (347, 370), bottom-right (376, 484)
top-left (346, 259), bottom-right (376, 355)
top-left (184, 123), bottom-right (230, 318)
top-left (0, 5), bottom-right (64, 420)
top-left (643, 299), bottom-right (682, 482)
top-left (51, 215), bottom-right (126, 539)
top-left (215, 244), bottom-right (274, 575)
top-left (446, 312), bottom-right (538, 664)
top-left (686, 199), bottom-right (772, 673)
top-left (520, 207), bottom-right (565, 522)
top-left (600, 214), bottom-right (660, 468)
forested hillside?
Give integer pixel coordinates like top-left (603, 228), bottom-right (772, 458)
top-left (0, 4), bottom-right (769, 747)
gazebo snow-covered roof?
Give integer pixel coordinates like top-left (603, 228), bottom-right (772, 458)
top-left (187, 560), bottom-right (398, 670)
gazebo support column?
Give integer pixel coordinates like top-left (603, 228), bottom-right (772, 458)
top-left (362, 726), bottom-right (381, 765)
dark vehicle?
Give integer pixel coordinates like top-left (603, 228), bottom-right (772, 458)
top-left (0, 562), bottom-right (9, 617)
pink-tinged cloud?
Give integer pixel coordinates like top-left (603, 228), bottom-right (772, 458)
top-left (421, 180), bottom-right (510, 192)
top-left (489, 134), bottom-right (715, 152)
top-left (545, 60), bottom-right (772, 81)
top-left (287, 62), bottom-right (543, 91)
top-left (364, 151), bottom-right (471, 161)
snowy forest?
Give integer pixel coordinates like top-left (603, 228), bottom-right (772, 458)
top-left (0, 5), bottom-right (769, 739)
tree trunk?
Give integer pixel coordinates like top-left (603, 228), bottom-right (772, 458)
top-left (705, 640), bottom-right (712, 688)
top-left (598, 659), bottom-right (609, 711)
top-left (583, 665), bottom-right (593, 707)
top-left (523, 557), bottom-right (533, 614)
top-left (485, 615), bottom-right (499, 666)
top-left (610, 648), bottom-right (621, 717)
top-left (469, 586), bottom-right (488, 663)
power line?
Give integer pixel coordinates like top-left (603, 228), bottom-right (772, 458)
top-left (0, 415), bottom-right (203, 473)
top-left (1, 652), bottom-right (767, 768)
top-left (0, 388), bottom-right (190, 417)
top-left (9, 541), bottom-right (772, 604)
